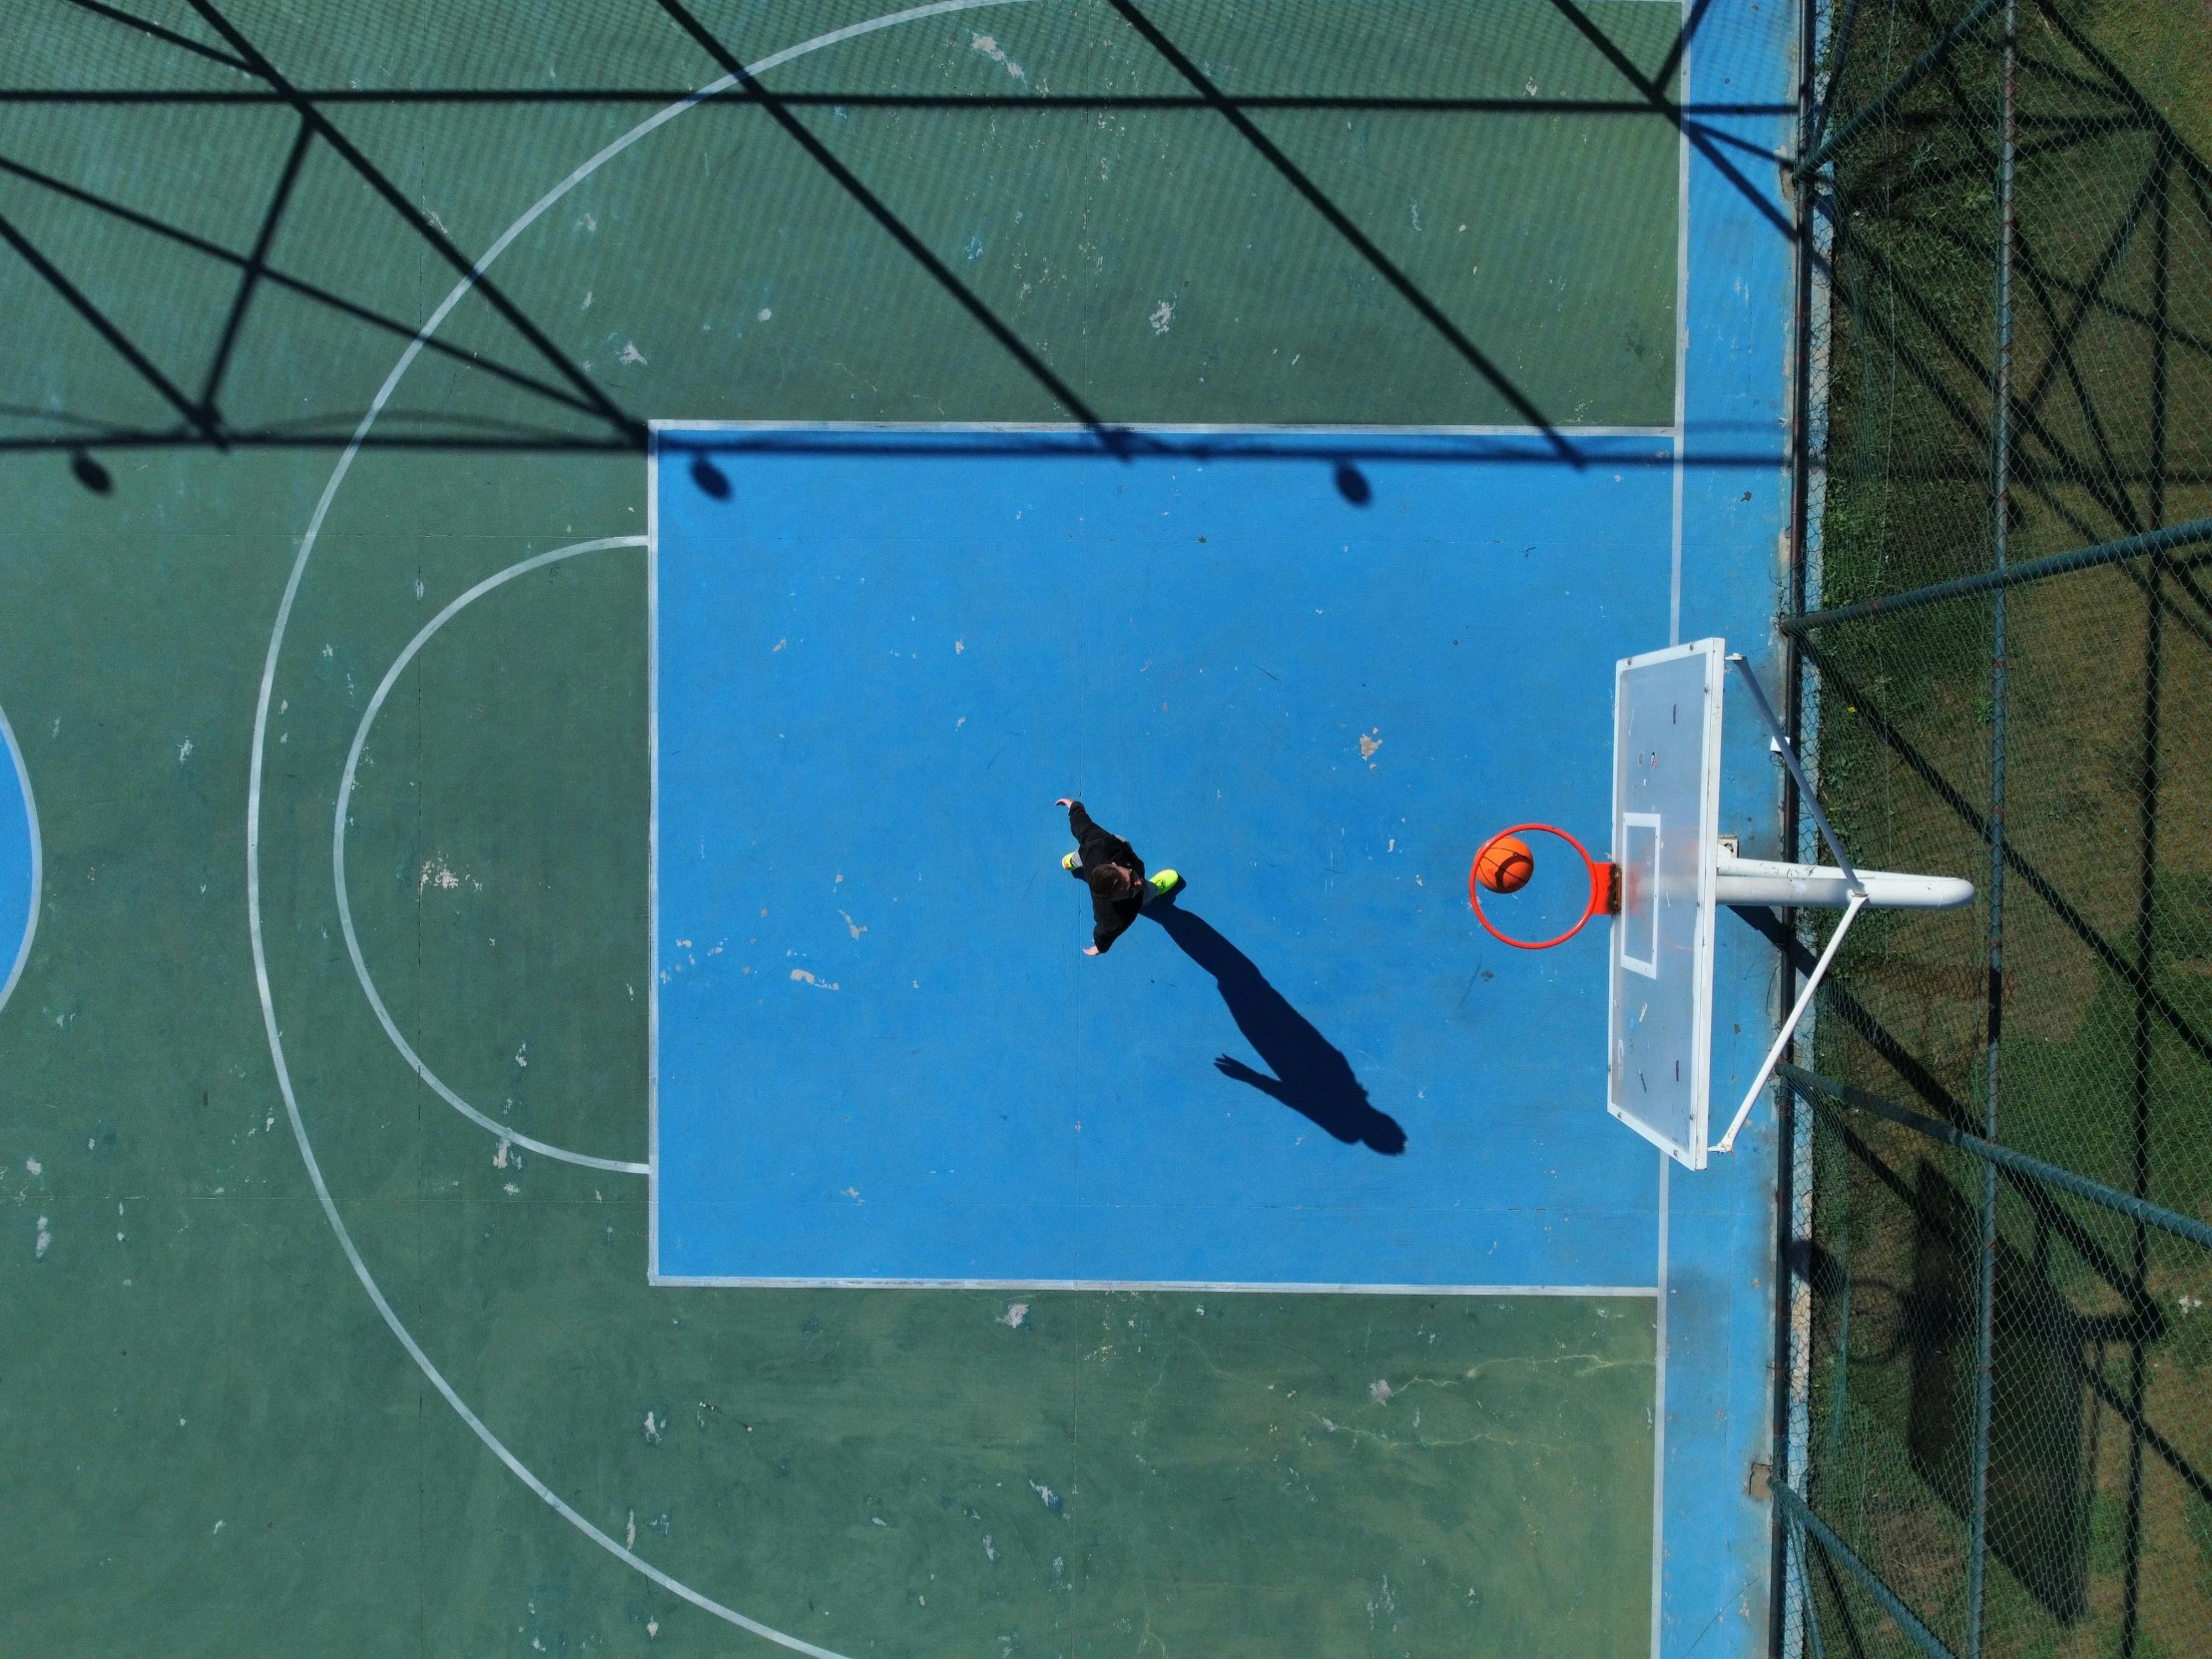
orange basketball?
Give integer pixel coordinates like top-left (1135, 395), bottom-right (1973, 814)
top-left (1475, 833), bottom-right (1535, 893)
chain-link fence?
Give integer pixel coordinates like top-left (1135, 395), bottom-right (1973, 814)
top-left (1782, 1), bottom-right (2212, 1655)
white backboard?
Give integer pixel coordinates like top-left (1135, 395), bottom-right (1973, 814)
top-left (1607, 639), bottom-right (1724, 1169)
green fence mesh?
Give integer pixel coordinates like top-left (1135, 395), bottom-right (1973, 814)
top-left (1789, 1), bottom-right (2212, 1655)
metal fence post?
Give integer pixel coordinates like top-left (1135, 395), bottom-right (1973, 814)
top-left (1966, 5), bottom-right (2018, 1653)
top-left (1778, 0), bottom-right (1824, 1643)
top-left (2120, 138), bottom-right (2174, 1659)
top-left (1780, 0), bottom-right (1843, 1635)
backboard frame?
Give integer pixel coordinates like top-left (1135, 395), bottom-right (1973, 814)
top-left (1606, 638), bottom-right (1726, 1170)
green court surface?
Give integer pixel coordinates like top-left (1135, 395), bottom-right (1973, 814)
top-left (0, 4), bottom-right (1737, 1653)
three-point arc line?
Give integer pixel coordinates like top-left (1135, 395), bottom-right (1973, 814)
top-left (252, 7), bottom-right (1041, 1656)
top-left (333, 534), bottom-right (652, 1177)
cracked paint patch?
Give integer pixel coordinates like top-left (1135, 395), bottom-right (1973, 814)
top-left (969, 33), bottom-right (1027, 82)
top-left (415, 855), bottom-right (479, 895)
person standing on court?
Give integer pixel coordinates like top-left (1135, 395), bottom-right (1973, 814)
top-left (1054, 798), bottom-right (1181, 956)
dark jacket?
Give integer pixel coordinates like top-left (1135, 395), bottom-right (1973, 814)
top-left (1066, 801), bottom-right (1146, 953)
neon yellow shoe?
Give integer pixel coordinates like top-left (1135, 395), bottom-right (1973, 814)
top-left (1061, 850), bottom-right (1079, 871)
top-left (1146, 868), bottom-right (1184, 902)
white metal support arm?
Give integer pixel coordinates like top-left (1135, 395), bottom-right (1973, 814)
top-left (1714, 889), bottom-right (1867, 1154)
top-left (1714, 655), bottom-right (1869, 1156)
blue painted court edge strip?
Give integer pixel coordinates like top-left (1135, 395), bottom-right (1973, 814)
top-left (651, 427), bottom-right (1684, 1292)
top-left (0, 701), bottom-right (39, 1018)
top-left (1661, 1), bottom-right (1801, 1653)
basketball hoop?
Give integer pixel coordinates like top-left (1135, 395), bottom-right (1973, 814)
top-left (1467, 824), bottom-right (1618, 950)
top-left (1463, 642), bottom-right (1974, 1170)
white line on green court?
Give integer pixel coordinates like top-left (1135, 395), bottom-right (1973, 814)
top-left (249, 6), bottom-right (1041, 1654)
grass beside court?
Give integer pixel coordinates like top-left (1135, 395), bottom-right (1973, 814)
top-left (1804, 1), bottom-right (2212, 1651)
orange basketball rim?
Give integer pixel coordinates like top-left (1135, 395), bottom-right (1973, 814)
top-left (1467, 824), bottom-right (1620, 950)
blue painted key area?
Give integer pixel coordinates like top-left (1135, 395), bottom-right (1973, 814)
top-left (652, 427), bottom-right (1703, 1290)
top-left (0, 707), bottom-right (36, 1014)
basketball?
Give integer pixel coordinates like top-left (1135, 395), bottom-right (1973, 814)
top-left (1475, 834), bottom-right (1535, 893)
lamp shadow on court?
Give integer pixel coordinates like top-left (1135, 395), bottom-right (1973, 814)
top-left (1144, 900), bottom-right (1406, 1156)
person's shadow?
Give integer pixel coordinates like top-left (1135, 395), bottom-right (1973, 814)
top-left (1145, 901), bottom-right (1406, 1156)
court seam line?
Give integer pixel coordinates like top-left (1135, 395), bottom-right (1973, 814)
top-left (333, 536), bottom-right (651, 1176)
top-left (246, 7), bottom-right (1038, 1655)
top-left (0, 697), bottom-right (41, 1017)
top-left (648, 1277), bottom-right (1663, 1296)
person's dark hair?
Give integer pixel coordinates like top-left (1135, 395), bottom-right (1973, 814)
top-left (1087, 863), bottom-right (1130, 899)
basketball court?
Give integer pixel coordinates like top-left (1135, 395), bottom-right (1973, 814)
top-left (2, 2), bottom-right (1798, 1652)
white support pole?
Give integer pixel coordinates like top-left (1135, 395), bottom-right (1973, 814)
top-left (1710, 652), bottom-right (1880, 1157)
top-left (1716, 853), bottom-right (1974, 910)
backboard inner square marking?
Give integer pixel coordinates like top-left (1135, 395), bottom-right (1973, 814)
top-left (1619, 814), bottom-right (1661, 978)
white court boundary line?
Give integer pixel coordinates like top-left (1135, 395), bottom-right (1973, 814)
top-left (0, 698), bottom-right (41, 1017)
top-left (247, 7), bottom-right (1042, 1655)
top-left (653, 418), bottom-right (1677, 439)
top-left (647, 413), bottom-right (1673, 1287)
top-left (334, 536), bottom-right (650, 1176)
top-left (656, 1276), bottom-right (1661, 1295)
top-left (1656, 18), bottom-right (1691, 1655)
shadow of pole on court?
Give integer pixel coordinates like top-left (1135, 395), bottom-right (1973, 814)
top-left (1144, 899), bottom-right (1407, 1157)
top-left (13, 0), bottom-right (1801, 467)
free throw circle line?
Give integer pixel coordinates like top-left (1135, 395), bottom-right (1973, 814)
top-left (0, 697), bottom-right (42, 1017)
top-left (248, 5), bottom-right (1035, 1653)
top-left (334, 536), bottom-right (651, 1177)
